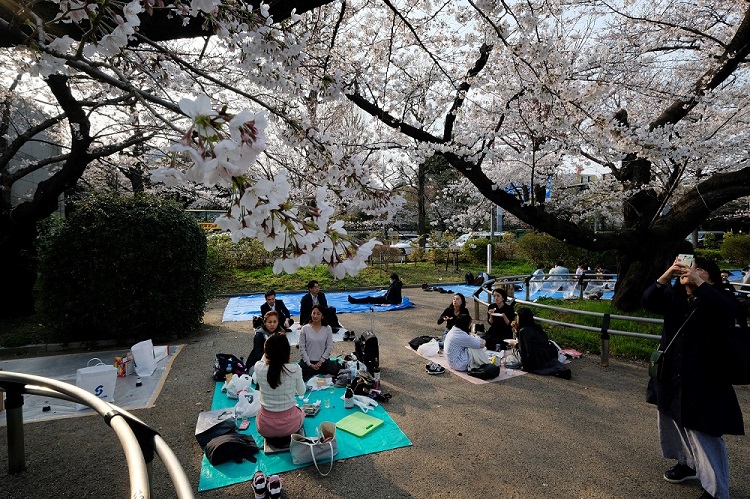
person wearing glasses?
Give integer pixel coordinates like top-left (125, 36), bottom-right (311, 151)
top-left (642, 256), bottom-right (743, 499)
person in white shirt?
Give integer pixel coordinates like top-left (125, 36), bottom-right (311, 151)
top-left (254, 334), bottom-right (306, 447)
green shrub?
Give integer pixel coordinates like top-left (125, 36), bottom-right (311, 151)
top-left (206, 233), bottom-right (273, 271)
top-left (514, 231), bottom-right (616, 270)
top-left (721, 233), bottom-right (750, 265)
top-left (38, 194), bottom-right (209, 343)
top-left (426, 247), bottom-right (449, 265)
top-left (695, 248), bottom-right (722, 262)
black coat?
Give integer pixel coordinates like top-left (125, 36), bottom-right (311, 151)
top-left (642, 281), bottom-right (744, 437)
top-left (299, 292), bottom-right (329, 326)
top-left (437, 305), bottom-right (469, 328)
top-left (518, 324), bottom-right (567, 376)
top-left (485, 302), bottom-right (516, 346)
top-left (260, 299), bottom-right (292, 324)
top-left (384, 279), bottom-right (403, 304)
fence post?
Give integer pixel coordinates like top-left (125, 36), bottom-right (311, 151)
top-left (5, 385), bottom-right (25, 474)
top-left (600, 313), bottom-right (611, 367)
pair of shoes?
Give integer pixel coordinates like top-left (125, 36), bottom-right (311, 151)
top-left (267, 474), bottom-right (283, 499)
top-left (699, 489), bottom-right (715, 499)
top-left (343, 330), bottom-right (356, 341)
top-left (663, 462), bottom-right (698, 483)
top-left (252, 471), bottom-right (267, 499)
top-left (426, 362), bottom-right (446, 375)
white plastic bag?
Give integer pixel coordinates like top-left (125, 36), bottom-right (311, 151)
top-left (234, 389), bottom-right (261, 418)
top-left (417, 339), bottom-right (440, 357)
top-left (351, 394), bottom-right (378, 413)
top-left (225, 374), bottom-right (253, 399)
top-left (131, 339), bottom-right (157, 377)
top-left (549, 340), bottom-right (568, 364)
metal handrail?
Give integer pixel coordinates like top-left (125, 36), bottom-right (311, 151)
top-left (0, 371), bottom-right (194, 499)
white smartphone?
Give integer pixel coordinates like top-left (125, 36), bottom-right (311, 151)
top-left (676, 253), bottom-right (694, 268)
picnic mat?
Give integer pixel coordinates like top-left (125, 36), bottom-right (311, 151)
top-left (222, 291), bottom-right (415, 323)
top-left (0, 345), bottom-right (182, 426)
top-left (405, 345), bottom-right (526, 385)
top-left (197, 382), bottom-right (412, 492)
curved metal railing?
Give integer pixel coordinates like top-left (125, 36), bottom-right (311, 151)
top-left (0, 371), bottom-right (194, 499)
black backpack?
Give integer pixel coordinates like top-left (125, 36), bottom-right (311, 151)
top-left (408, 335), bottom-right (434, 350)
top-left (354, 331), bottom-right (379, 374)
top-left (212, 353), bottom-right (248, 381)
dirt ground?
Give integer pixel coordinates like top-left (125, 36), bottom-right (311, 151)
top-left (1, 289), bottom-right (749, 498)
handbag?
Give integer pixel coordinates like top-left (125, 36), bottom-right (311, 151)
top-left (503, 350), bottom-right (522, 370)
top-left (75, 358), bottom-right (117, 410)
top-left (467, 363), bottom-right (500, 380)
top-left (289, 421), bottom-right (338, 476)
top-left (649, 309), bottom-right (696, 381)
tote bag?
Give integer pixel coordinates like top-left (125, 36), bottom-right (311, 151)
top-left (289, 421), bottom-right (338, 476)
top-left (75, 358), bottom-right (117, 410)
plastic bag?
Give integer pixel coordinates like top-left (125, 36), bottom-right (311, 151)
top-left (417, 339), bottom-right (440, 357)
top-left (549, 340), bottom-right (568, 364)
top-left (351, 394), bottom-right (378, 413)
top-left (234, 389), bottom-right (261, 418)
top-left (131, 339), bottom-right (157, 377)
top-left (225, 374), bottom-right (253, 399)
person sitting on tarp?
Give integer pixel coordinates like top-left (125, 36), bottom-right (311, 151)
top-left (437, 293), bottom-right (470, 340)
top-left (254, 333), bottom-right (306, 448)
top-left (247, 311), bottom-right (286, 374)
top-left (298, 305), bottom-right (341, 381)
top-left (300, 280), bottom-right (342, 333)
top-left (347, 272), bottom-right (403, 305)
top-left (485, 287), bottom-right (516, 351)
top-left (260, 289), bottom-right (294, 331)
top-left (444, 313), bottom-right (488, 372)
top-left (514, 307), bottom-right (571, 379)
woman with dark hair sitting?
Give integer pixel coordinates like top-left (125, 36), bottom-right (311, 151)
top-left (298, 305), bottom-right (340, 381)
top-left (247, 310), bottom-right (286, 374)
top-left (348, 272), bottom-right (403, 304)
top-left (254, 333), bottom-right (306, 449)
top-left (438, 293), bottom-right (470, 340)
top-left (514, 307), bottom-right (571, 379)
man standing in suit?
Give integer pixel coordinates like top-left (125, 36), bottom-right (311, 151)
top-left (299, 280), bottom-right (341, 332)
top-left (260, 289), bottom-right (293, 330)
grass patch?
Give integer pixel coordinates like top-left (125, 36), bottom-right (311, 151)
top-left (210, 260), bottom-right (535, 295)
top-left (524, 298), bottom-right (662, 361)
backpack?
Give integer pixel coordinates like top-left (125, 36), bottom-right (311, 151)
top-left (212, 353), bottom-right (248, 381)
top-left (467, 363), bottom-right (501, 380)
top-left (351, 371), bottom-right (375, 395)
top-left (204, 434), bottom-right (259, 465)
top-left (354, 331), bottom-right (379, 374)
top-left (464, 272), bottom-right (474, 285)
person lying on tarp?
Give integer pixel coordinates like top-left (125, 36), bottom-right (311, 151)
top-left (298, 305), bottom-right (341, 381)
top-left (247, 311), bottom-right (286, 375)
top-left (347, 272), bottom-right (403, 305)
top-left (254, 333), bottom-right (306, 449)
top-left (514, 307), bottom-right (571, 379)
top-left (444, 313), bottom-right (488, 372)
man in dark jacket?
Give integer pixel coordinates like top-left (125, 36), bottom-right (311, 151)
top-left (347, 273), bottom-right (403, 305)
top-left (299, 280), bottom-right (341, 332)
top-left (642, 256), bottom-right (743, 499)
top-left (259, 289), bottom-right (293, 330)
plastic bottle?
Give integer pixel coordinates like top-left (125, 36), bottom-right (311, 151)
top-left (373, 366), bottom-right (380, 390)
top-left (344, 387), bottom-right (354, 409)
top-left (350, 362), bottom-right (357, 381)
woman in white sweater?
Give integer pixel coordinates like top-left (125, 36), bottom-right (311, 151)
top-left (298, 305), bottom-right (341, 381)
top-left (254, 333), bottom-right (306, 446)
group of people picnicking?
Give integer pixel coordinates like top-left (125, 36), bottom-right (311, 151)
top-left (243, 258), bottom-right (750, 499)
top-left (432, 288), bottom-right (572, 379)
top-left (247, 274), bottom-right (404, 455)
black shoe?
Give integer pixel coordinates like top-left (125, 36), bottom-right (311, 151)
top-left (663, 463), bottom-right (698, 483)
top-left (698, 490), bottom-right (715, 499)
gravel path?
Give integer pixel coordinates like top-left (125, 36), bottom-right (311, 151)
top-left (1, 289), bottom-right (748, 498)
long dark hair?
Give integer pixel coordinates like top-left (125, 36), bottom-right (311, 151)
top-left (308, 304), bottom-right (328, 326)
top-left (516, 307), bottom-right (537, 330)
top-left (453, 293), bottom-right (467, 311)
top-left (264, 333), bottom-right (291, 389)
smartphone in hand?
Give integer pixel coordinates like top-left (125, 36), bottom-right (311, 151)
top-left (676, 254), bottom-right (694, 268)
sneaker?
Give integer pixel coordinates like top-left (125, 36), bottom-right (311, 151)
top-left (267, 474), bottom-right (283, 499)
top-left (252, 471), bottom-right (267, 499)
top-left (426, 362), bottom-right (446, 375)
top-left (663, 463), bottom-right (698, 483)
